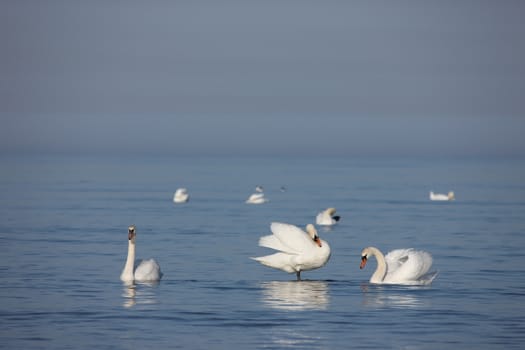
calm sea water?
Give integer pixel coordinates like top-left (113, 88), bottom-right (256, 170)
top-left (1, 155), bottom-right (524, 349)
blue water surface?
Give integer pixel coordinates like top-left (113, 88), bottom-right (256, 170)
top-left (1, 155), bottom-right (524, 349)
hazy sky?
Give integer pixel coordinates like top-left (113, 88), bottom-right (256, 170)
top-left (1, 1), bottom-right (524, 156)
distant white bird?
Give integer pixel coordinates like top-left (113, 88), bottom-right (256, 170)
top-left (315, 207), bottom-right (341, 226)
top-left (246, 186), bottom-right (268, 204)
top-left (173, 188), bottom-right (189, 203)
top-left (246, 192), bottom-right (267, 204)
top-left (121, 225), bottom-right (163, 283)
top-left (252, 223), bottom-right (331, 280)
top-left (429, 191), bottom-right (455, 201)
top-left (360, 246), bottom-right (437, 285)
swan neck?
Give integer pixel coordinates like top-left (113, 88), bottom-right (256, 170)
top-left (369, 247), bottom-right (387, 283)
top-left (121, 240), bottom-right (136, 282)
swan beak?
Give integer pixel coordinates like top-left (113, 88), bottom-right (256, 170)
top-left (360, 256), bottom-right (367, 269)
top-left (314, 236), bottom-right (322, 247)
top-left (128, 230), bottom-right (134, 240)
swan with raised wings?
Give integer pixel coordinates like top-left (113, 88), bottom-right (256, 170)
top-left (316, 207), bottom-right (341, 226)
top-left (252, 223), bottom-right (331, 280)
top-left (360, 246), bottom-right (437, 285)
top-left (121, 225), bottom-right (163, 283)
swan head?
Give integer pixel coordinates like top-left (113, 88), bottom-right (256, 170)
top-left (306, 224), bottom-right (322, 247)
top-left (128, 225), bottom-right (137, 243)
top-left (360, 247), bottom-right (371, 269)
top-left (255, 186), bottom-right (264, 193)
top-left (448, 191), bottom-right (455, 200)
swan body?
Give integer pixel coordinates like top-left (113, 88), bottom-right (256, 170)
top-left (360, 246), bottom-right (437, 285)
top-left (252, 223), bottom-right (331, 280)
top-left (316, 207), bottom-right (341, 226)
top-left (430, 191), bottom-right (455, 201)
top-left (246, 192), bottom-right (268, 204)
top-left (173, 188), bottom-right (189, 203)
top-left (121, 225), bottom-right (162, 283)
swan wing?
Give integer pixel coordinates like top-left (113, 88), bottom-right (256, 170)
top-left (270, 222), bottom-right (317, 254)
top-left (385, 249), bottom-right (433, 283)
top-left (134, 258), bottom-right (162, 282)
top-left (384, 249), bottom-right (412, 275)
top-left (259, 234), bottom-right (299, 255)
top-left (430, 192), bottom-right (448, 201)
top-left (248, 193), bottom-right (263, 201)
top-left (316, 212), bottom-right (329, 225)
top-left (251, 252), bottom-right (297, 273)
top-left (246, 193), bottom-right (267, 203)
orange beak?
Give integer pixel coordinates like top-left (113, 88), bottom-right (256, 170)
top-left (314, 237), bottom-right (322, 247)
top-left (360, 256), bottom-right (367, 269)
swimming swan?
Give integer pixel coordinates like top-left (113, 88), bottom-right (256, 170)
top-left (120, 225), bottom-right (163, 283)
top-left (246, 190), bottom-right (268, 204)
top-left (173, 188), bottom-right (189, 203)
top-left (316, 207), bottom-right (341, 226)
top-left (360, 246), bottom-right (437, 285)
top-left (252, 223), bottom-right (331, 280)
top-left (429, 191), bottom-right (455, 201)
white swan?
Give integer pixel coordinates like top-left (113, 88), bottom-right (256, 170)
top-left (120, 225), bottom-right (163, 283)
top-left (429, 191), bottom-right (455, 201)
top-left (173, 188), bottom-right (189, 203)
top-left (252, 223), bottom-right (331, 280)
top-left (360, 246), bottom-right (437, 285)
top-left (246, 192), bottom-right (268, 204)
top-left (315, 207), bottom-right (341, 226)
top-left (246, 192), bottom-right (267, 204)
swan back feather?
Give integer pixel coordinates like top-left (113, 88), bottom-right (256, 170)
top-left (134, 258), bottom-right (163, 282)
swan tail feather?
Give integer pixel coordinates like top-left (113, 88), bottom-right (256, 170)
top-left (420, 270), bottom-right (439, 285)
top-left (251, 253), bottom-right (296, 273)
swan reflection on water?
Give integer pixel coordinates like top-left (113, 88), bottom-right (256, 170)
top-left (259, 280), bottom-right (330, 311)
top-left (122, 281), bottom-right (160, 308)
top-left (360, 283), bottom-right (426, 309)
top-left (270, 328), bottom-right (323, 348)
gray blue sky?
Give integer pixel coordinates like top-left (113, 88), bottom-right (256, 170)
top-left (1, 1), bottom-right (524, 156)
